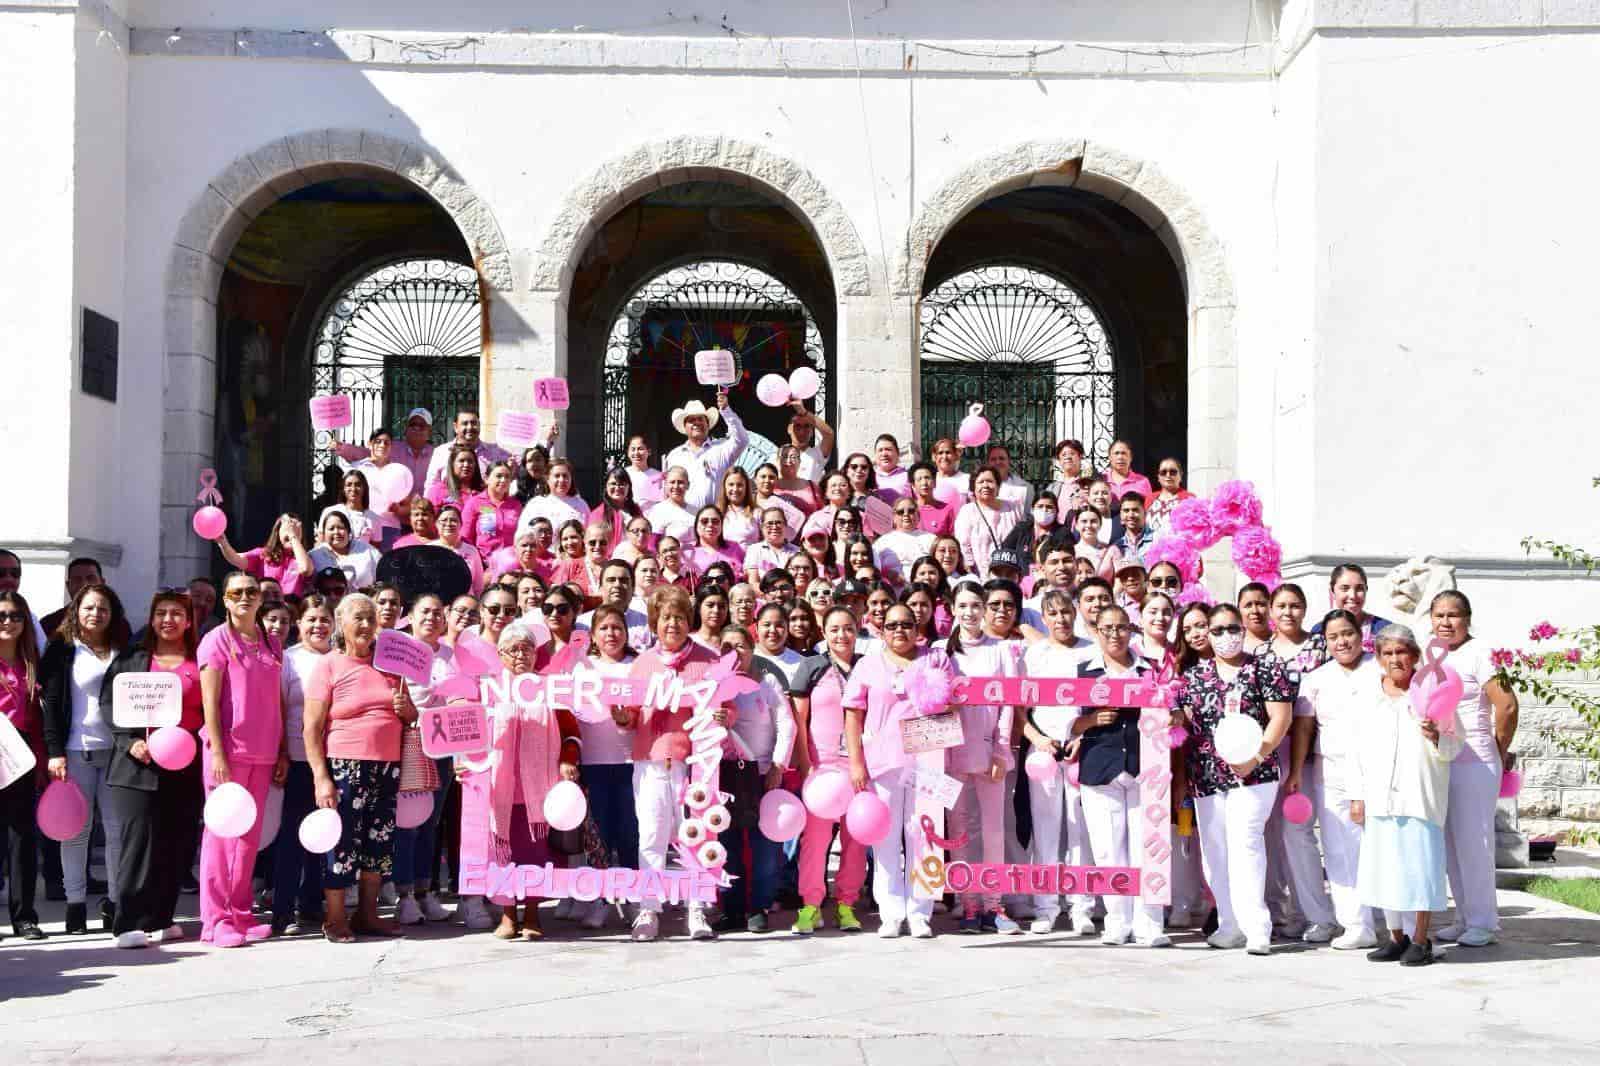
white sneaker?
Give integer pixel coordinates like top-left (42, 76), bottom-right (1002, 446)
top-left (1302, 922), bottom-right (1337, 944)
top-left (1136, 933), bottom-right (1173, 948)
top-left (460, 896), bottom-right (494, 931)
top-left (630, 911), bottom-right (660, 941)
top-left (1100, 928), bottom-right (1132, 946)
top-left (1246, 940), bottom-right (1272, 956)
top-left (1207, 930), bottom-right (1247, 949)
top-left (1069, 913), bottom-right (1098, 937)
top-left (380, 881), bottom-right (399, 906)
top-left (419, 894), bottom-right (450, 922)
top-left (396, 897), bottom-right (425, 925)
top-left (155, 923), bottom-right (185, 943)
top-left (907, 917), bottom-right (934, 939)
top-left (1332, 928), bottom-right (1378, 950)
top-left (877, 919), bottom-right (904, 939)
top-left (579, 899), bottom-right (608, 930)
top-left (687, 909), bottom-right (716, 941)
top-left (1457, 927), bottom-right (1498, 947)
top-left (1434, 922), bottom-right (1464, 942)
top-left (116, 930), bottom-right (149, 949)
top-left (1029, 916), bottom-right (1058, 935)
top-left (553, 897), bottom-right (576, 921)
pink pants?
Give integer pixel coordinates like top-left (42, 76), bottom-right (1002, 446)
top-left (798, 812), bottom-right (868, 908)
top-left (200, 760), bottom-right (273, 938)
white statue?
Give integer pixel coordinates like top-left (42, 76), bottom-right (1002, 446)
top-left (1383, 556), bottom-right (1458, 631)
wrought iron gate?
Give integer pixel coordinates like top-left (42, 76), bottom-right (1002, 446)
top-left (919, 265), bottom-right (1115, 487)
top-left (311, 259), bottom-right (481, 498)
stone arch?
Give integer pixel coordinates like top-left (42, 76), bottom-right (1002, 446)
top-left (898, 138), bottom-right (1238, 499)
top-left (159, 128), bottom-right (513, 583)
top-left (528, 136), bottom-right (873, 298)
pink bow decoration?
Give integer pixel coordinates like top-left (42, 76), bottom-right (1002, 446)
top-left (195, 468), bottom-right (224, 506)
top-left (1409, 638), bottom-right (1462, 736)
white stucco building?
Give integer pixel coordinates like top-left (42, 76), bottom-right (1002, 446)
top-left (3, 4), bottom-right (1597, 684)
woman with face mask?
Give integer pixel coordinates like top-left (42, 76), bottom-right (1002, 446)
top-left (1002, 490), bottom-right (1067, 568)
top-left (1172, 603), bottom-right (1294, 955)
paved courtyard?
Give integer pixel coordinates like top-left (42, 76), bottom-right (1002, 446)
top-left (3, 887), bottom-right (1598, 1065)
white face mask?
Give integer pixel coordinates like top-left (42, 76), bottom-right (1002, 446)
top-left (1032, 508), bottom-right (1056, 527)
top-left (1211, 632), bottom-right (1245, 658)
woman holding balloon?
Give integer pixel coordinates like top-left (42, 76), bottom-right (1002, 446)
top-left (196, 572), bottom-right (286, 947)
top-left (103, 589), bottom-right (204, 947)
top-left (216, 514), bottom-right (314, 598)
top-left (0, 591), bottom-right (46, 941)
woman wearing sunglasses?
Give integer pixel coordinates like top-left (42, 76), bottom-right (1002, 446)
top-left (533, 586), bottom-right (581, 670)
top-left (1142, 457), bottom-right (1194, 537)
top-left (1172, 603), bottom-right (1295, 955)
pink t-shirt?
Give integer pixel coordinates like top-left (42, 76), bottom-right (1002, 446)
top-left (152, 657), bottom-right (203, 731)
top-left (0, 655), bottom-right (36, 737)
top-left (197, 626), bottom-right (283, 765)
top-left (915, 498), bottom-right (956, 537)
top-left (461, 492), bottom-right (524, 556)
top-left (841, 647), bottom-right (956, 777)
top-left (243, 548), bottom-right (306, 598)
top-left (306, 652), bottom-right (402, 762)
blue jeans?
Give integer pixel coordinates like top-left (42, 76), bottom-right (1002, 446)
top-left (271, 761), bottom-right (323, 922)
top-left (581, 762), bottom-right (640, 868)
top-left (391, 758), bottom-right (452, 891)
top-left (721, 827), bottom-right (783, 916)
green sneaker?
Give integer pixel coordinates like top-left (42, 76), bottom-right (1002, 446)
top-left (835, 904), bottom-right (862, 933)
top-left (794, 905), bottom-right (819, 936)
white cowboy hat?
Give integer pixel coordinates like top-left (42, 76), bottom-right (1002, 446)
top-left (671, 400), bottom-right (720, 435)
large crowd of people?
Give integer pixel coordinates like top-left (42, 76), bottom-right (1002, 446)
top-left (0, 395), bottom-right (1518, 967)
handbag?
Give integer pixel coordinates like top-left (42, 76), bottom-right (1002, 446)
top-left (398, 723), bottom-right (440, 793)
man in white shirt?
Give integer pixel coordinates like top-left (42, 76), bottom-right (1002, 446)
top-left (986, 443), bottom-right (1035, 512)
top-left (645, 467), bottom-right (696, 540)
top-left (576, 560), bottom-right (654, 650)
top-left (873, 498), bottom-right (934, 582)
top-left (785, 401), bottom-right (835, 481)
top-left (662, 393), bottom-right (748, 511)
top-left (422, 407), bottom-right (512, 492)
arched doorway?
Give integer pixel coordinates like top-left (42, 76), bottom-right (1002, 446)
top-left (601, 260), bottom-right (827, 473)
top-left (919, 264), bottom-right (1115, 485)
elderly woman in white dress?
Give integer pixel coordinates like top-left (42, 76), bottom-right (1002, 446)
top-left (1352, 624), bottom-right (1462, 967)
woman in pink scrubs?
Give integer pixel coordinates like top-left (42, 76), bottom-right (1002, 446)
top-left (197, 571), bottom-right (286, 947)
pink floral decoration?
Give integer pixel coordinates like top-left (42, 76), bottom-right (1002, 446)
top-left (1176, 584), bottom-right (1215, 609)
top-left (1529, 621), bottom-right (1558, 641)
top-left (1210, 480), bottom-right (1264, 537)
top-left (1168, 496), bottom-right (1221, 550)
top-left (1231, 525), bottom-right (1283, 580)
top-left (903, 657), bottom-right (954, 717)
top-left (1145, 535), bottom-right (1202, 585)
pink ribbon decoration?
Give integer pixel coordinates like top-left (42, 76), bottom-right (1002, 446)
top-left (920, 813), bottom-right (968, 851)
top-left (195, 468), bottom-right (224, 506)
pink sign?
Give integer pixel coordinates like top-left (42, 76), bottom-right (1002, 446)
top-left (533, 377), bottom-right (570, 410)
top-left (462, 861), bottom-right (721, 905)
top-left (419, 703), bottom-right (489, 758)
top-left (496, 410), bottom-right (541, 446)
top-left (900, 711), bottom-right (965, 754)
top-left (947, 675), bottom-right (1171, 708)
top-left (945, 862), bottom-right (1141, 897)
top-left (1136, 707), bottom-right (1174, 906)
top-left (694, 349), bottom-right (738, 386)
top-left (374, 628), bottom-right (433, 686)
top-left (309, 394), bottom-right (353, 431)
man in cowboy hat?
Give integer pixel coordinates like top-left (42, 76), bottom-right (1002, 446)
top-left (662, 391), bottom-right (747, 510)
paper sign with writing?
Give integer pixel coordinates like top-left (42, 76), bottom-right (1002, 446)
top-left (900, 711), bottom-right (965, 755)
top-left (1136, 707), bottom-right (1173, 905)
top-left (693, 348), bottom-right (738, 386)
top-left (308, 394), bottom-right (353, 431)
top-left (533, 377), bottom-right (570, 410)
top-left (911, 766), bottom-right (963, 809)
top-left (945, 862), bottom-right (1141, 898)
top-left (111, 673), bottom-right (183, 728)
top-left (463, 861), bottom-right (721, 905)
top-left (420, 703), bottom-right (490, 758)
top-left (948, 676), bottom-right (1171, 709)
top-left (0, 715), bottom-right (36, 790)
top-left (374, 628), bottom-right (434, 686)
top-left (496, 410), bottom-right (541, 447)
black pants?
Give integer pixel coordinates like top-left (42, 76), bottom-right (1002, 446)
top-left (1, 773), bottom-right (39, 927)
top-left (109, 760), bottom-right (203, 934)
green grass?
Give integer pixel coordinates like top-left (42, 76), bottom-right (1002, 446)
top-left (1525, 877), bottom-right (1600, 914)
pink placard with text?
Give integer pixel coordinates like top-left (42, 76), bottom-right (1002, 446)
top-left (309, 394), bottom-right (353, 431)
top-left (694, 349), bottom-right (738, 386)
top-left (496, 410), bottom-right (541, 446)
top-left (374, 629), bottom-right (433, 685)
top-left (949, 675), bottom-right (1171, 708)
top-left (533, 377), bottom-right (570, 410)
top-left (419, 703), bottom-right (490, 758)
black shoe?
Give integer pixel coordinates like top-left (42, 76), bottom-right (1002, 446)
top-left (713, 912), bottom-right (747, 933)
top-left (180, 875), bottom-right (200, 895)
top-left (99, 897), bottom-right (115, 932)
top-left (1368, 934), bottom-right (1411, 962)
top-left (1399, 939), bottom-right (1435, 967)
top-left (65, 902), bottom-right (88, 934)
top-left (15, 920), bottom-right (47, 941)
top-left (1201, 908), bottom-right (1219, 936)
top-left (45, 881), bottom-right (66, 902)
top-left (746, 912), bottom-right (770, 934)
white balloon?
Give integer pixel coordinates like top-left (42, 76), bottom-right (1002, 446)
top-left (1213, 715), bottom-right (1266, 767)
top-left (298, 807), bottom-right (343, 854)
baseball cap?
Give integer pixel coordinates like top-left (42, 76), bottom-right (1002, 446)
top-left (405, 407), bottom-right (434, 426)
top-left (833, 578), bottom-right (869, 598)
top-left (988, 548), bottom-right (1025, 574)
top-left (1115, 552), bottom-right (1148, 575)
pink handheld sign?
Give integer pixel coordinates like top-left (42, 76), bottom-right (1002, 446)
top-left (309, 394), bottom-right (353, 431)
top-left (533, 378), bottom-right (570, 410)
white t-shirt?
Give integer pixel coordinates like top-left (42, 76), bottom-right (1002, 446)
top-left (756, 647), bottom-right (808, 687)
top-left (874, 530), bottom-right (935, 580)
top-left (999, 475), bottom-right (1034, 512)
top-left (1443, 639), bottom-right (1500, 766)
top-left (67, 642), bottom-right (114, 751)
top-left (309, 542), bottom-right (382, 589)
top-left (516, 494), bottom-right (590, 540)
top-left (1021, 638), bottom-right (1093, 743)
top-left (575, 606), bottom-right (654, 653)
top-left (280, 643), bottom-right (329, 762)
top-left (321, 504), bottom-right (386, 544)
top-left (645, 499), bottom-right (695, 541)
top-left (1297, 655), bottom-right (1380, 781)
top-left (573, 655), bottom-right (638, 765)
top-left (795, 444), bottom-right (829, 483)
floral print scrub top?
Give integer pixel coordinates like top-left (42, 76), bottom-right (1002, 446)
top-left (1174, 654), bottom-right (1295, 798)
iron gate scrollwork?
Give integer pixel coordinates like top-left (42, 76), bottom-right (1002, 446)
top-left (919, 265), bottom-right (1115, 488)
top-left (311, 259), bottom-right (481, 498)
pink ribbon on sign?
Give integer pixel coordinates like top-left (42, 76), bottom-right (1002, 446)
top-left (195, 469), bottom-right (224, 506)
top-left (920, 813), bottom-right (968, 851)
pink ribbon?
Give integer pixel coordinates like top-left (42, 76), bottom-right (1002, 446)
top-left (195, 468), bottom-right (223, 506)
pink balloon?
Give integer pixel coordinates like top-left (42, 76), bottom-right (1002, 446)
top-left (397, 790), bottom-right (434, 829)
top-left (204, 781), bottom-right (258, 839)
top-left (1282, 792), bottom-right (1313, 825)
top-left (453, 631), bottom-right (502, 677)
top-left (148, 725), bottom-right (196, 770)
top-left (788, 366), bottom-right (820, 401)
top-left (802, 769), bottom-right (853, 821)
top-left (755, 373), bottom-right (792, 407)
top-left (958, 406), bottom-right (991, 448)
top-left (932, 481), bottom-right (962, 506)
top-left (759, 788), bottom-right (807, 842)
top-left (1499, 769), bottom-right (1523, 799)
top-left (192, 506), bottom-right (228, 541)
top-left (36, 780), bottom-right (89, 842)
top-left (298, 807), bottom-right (342, 853)
top-left (259, 784), bottom-right (285, 848)
top-left (543, 779), bottom-right (587, 832)
top-left (1025, 750), bottom-right (1057, 782)
top-left (844, 790), bottom-right (892, 846)
top-left (377, 463), bottom-right (414, 505)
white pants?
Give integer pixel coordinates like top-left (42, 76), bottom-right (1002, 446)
top-left (871, 766), bottom-right (934, 925)
top-left (1027, 761), bottom-right (1094, 925)
top-left (1080, 772), bottom-right (1165, 940)
top-left (632, 760), bottom-right (703, 916)
top-left (1262, 739), bottom-right (1302, 927)
top-left (1316, 769), bottom-right (1374, 936)
top-left (64, 748), bottom-right (122, 905)
top-left (950, 770), bottom-right (1005, 912)
top-left (1444, 754), bottom-right (1501, 932)
top-left (1278, 759), bottom-right (1336, 927)
top-left (1195, 781), bottom-right (1277, 944)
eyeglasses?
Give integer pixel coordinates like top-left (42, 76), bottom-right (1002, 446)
top-left (882, 620), bottom-right (915, 632)
top-left (1097, 624), bottom-right (1132, 637)
top-left (542, 602), bottom-right (574, 616)
top-left (482, 605), bottom-right (515, 616)
top-left (985, 600), bottom-right (1018, 612)
top-left (1209, 624), bottom-right (1244, 637)
top-left (449, 606), bottom-right (475, 616)
top-left (629, 526), bottom-right (651, 536)
top-left (893, 507), bottom-right (917, 516)
top-left (846, 462), bottom-right (870, 471)
top-left (225, 588), bottom-right (261, 601)
top-left (1149, 577), bottom-right (1181, 589)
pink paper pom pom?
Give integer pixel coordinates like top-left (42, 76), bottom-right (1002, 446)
top-left (1168, 724), bottom-right (1190, 748)
top-left (1210, 480), bottom-right (1263, 537)
top-left (1145, 535), bottom-right (1202, 585)
top-left (1176, 584), bottom-right (1215, 609)
top-left (1169, 496), bottom-right (1221, 550)
top-left (1231, 525), bottom-right (1283, 580)
top-left (903, 657), bottom-right (954, 717)
top-left (1498, 769), bottom-right (1523, 799)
